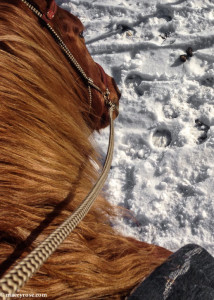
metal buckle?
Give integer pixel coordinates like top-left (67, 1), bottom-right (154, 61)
top-left (103, 88), bottom-right (110, 101)
top-left (103, 89), bottom-right (116, 111)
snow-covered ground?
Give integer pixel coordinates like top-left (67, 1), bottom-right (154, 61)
top-left (58, 0), bottom-right (214, 254)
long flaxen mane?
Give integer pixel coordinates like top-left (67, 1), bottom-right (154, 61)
top-left (0, 1), bottom-right (172, 299)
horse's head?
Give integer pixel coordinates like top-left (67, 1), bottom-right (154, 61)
top-left (28, 0), bottom-right (121, 130)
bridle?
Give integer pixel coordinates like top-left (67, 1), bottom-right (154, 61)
top-left (0, 1), bottom-right (117, 298)
top-left (20, 0), bottom-right (116, 113)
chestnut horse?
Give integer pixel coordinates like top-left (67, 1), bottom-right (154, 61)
top-left (0, 0), bottom-right (171, 299)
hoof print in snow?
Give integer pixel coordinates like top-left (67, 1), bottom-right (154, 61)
top-left (125, 74), bottom-right (142, 87)
top-left (159, 31), bottom-right (171, 40)
top-left (125, 74), bottom-right (150, 96)
top-left (125, 74), bottom-right (143, 95)
top-left (152, 129), bottom-right (172, 148)
top-left (117, 24), bottom-right (133, 33)
top-left (201, 77), bottom-right (214, 87)
top-left (195, 119), bottom-right (210, 144)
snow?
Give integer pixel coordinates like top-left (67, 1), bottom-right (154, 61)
top-left (57, 0), bottom-right (214, 254)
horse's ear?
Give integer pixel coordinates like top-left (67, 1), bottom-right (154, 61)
top-left (30, 0), bottom-right (57, 23)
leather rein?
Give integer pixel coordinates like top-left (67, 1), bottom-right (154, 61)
top-left (0, 0), bottom-right (116, 298)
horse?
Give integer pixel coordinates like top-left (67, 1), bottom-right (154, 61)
top-left (0, 1), bottom-right (172, 299)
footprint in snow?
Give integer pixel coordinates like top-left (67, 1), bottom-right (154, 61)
top-left (195, 119), bottom-right (210, 144)
top-left (125, 74), bottom-right (151, 96)
top-left (152, 129), bottom-right (172, 148)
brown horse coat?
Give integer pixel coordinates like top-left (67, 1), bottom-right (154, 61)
top-left (0, 1), bottom-right (172, 299)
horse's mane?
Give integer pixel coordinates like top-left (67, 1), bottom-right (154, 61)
top-left (0, 2), bottom-right (171, 299)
